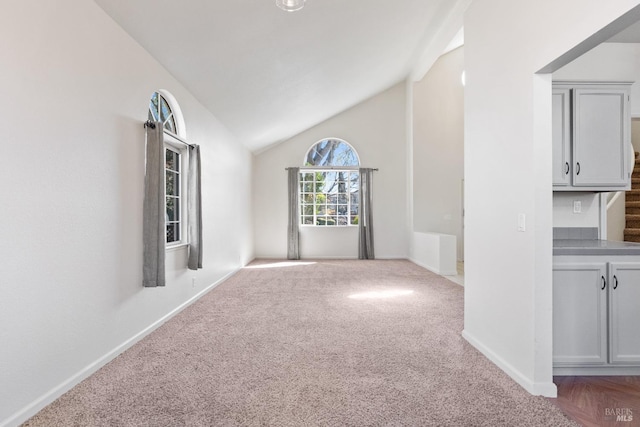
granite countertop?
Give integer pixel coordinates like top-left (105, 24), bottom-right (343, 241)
top-left (554, 239), bottom-right (640, 256)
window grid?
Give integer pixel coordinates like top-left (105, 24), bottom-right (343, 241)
top-left (149, 92), bottom-right (177, 134)
top-left (300, 170), bottom-right (359, 226)
top-left (165, 147), bottom-right (181, 243)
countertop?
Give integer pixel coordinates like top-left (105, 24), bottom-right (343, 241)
top-left (554, 239), bottom-right (640, 256)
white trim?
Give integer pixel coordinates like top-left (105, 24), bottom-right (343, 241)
top-left (1, 268), bottom-right (241, 427)
top-left (166, 242), bottom-right (189, 252)
top-left (157, 89), bottom-right (187, 140)
top-left (409, 257), bottom-right (457, 276)
top-left (600, 193), bottom-right (608, 239)
top-left (164, 133), bottom-right (189, 247)
top-left (461, 329), bottom-right (558, 398)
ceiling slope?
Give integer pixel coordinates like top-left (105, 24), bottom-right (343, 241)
top-left (95, 0), bottom-right (467, 151)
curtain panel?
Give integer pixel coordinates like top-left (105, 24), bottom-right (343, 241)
top-left (287, 167), bottom-right (300, 260)
top-left (358, 168), bottom-right (375, 260)
top-left (143, 121), bottom-right (166, 287)
top-left (188, 144), bottom-right (203, 270)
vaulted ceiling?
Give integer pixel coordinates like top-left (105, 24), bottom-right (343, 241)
top-left (94, 0), bottom-right (468, 152)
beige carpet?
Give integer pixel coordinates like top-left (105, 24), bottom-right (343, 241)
top-left (24, 259), bottom-right (576, 426)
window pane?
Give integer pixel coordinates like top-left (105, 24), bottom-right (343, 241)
top-left (302, 216), bottom-right (314, 225)
top-left (149, 93), bottom-right (159, 121)
top-left (160, 96), bottom-right (171, 123)
top-left (166, 171), bottom-right (179, 196)
top-left (164, 115), bottom-right (176, 133)
top-left (166, 223), bottom-right (180, 243)
top-left (304, 139), bottom-right (359, 167)
top-left (166, 197), bottom-right (179, 221)
top-left (166, 150), bottom-right (179, 172)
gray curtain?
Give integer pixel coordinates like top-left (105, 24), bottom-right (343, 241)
top-left (358, 168), bottom-right (375, 260)
top-left (188, 144), bottom-right (203, 270)
top-left (143, 121), bottom-right (166, 287)
top-left (287, 167), bottom-right (300, 260)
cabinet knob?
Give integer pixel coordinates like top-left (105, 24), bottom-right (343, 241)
top-left (601, 275), bottom-right (606, 290)
top-left (613, 275), bottom-right (618, 290)
top-left (576, 162), bottom-right (581, 175)
top-left (565, 162), bottom-right (570, 175)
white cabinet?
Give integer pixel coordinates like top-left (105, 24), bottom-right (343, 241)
top-left (553, 262), bottom-right (607, 366)
top-left (552, 89), bottom-right (571, 187)
top-left (552, 82), bottom-right (631, 191)
top-left (609, 262), bottom-right (640, 364)
top-left (553, 259), bottom-right (640, 370)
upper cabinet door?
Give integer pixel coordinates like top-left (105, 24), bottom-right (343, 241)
top-left (552, 89), bottom-right (571, 186)
top-left (572, 87), bottom-right (629, 188)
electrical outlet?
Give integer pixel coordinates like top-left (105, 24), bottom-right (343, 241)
top-left (192, 277), bottom-right (196, 288)
top-left (573, 201), bottom-right (582, 214)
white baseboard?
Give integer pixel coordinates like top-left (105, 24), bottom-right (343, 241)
top-left (554, 366), bottom-right (640, 376)
top-left (462, 329), bottom-right (557, 398)
top-left (409, 257), bottom-right (457, 276)
top-left (2, 268), bottom-right (240, 427)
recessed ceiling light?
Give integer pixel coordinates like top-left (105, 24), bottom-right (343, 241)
top-left (276, 0), bottom-right (305, 12)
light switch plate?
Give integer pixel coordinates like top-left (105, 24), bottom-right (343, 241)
top-left (518, 213), bottom-right (526, 232)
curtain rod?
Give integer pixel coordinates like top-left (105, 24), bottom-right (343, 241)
top-left (144, 120), bottom-right (195, 148)
top-left (285, 166), bottom-right (378, 171)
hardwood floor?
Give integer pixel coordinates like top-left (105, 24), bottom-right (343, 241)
top-left (550, 376), bottom-right (640, 426)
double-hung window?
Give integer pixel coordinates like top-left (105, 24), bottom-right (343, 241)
top-left (300, 138), bottom-right (360, 226)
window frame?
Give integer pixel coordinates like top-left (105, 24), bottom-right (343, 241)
top-left (299, 167), bottom-right (360, 227)
top-left (147, 89), bottom-right (189, 249)
top-left (164, 131), bottom-right (189, 248)
top-left (300, 138), bottom-right (361, 228)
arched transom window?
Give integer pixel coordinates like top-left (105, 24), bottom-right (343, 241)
top-left (301, 138), bottom-right (360, 226)
top-left (148, 91), bottom-right (177, 135)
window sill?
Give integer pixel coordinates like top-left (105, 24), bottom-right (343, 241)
top-left (166, 242), bottom-right (189, 252)
top-left (300, 225), bottom-right (359, 228)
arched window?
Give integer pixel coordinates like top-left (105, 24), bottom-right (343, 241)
top-left (304, 138), bottom-right (360, 167)
top-left (148, 91), bottom-right (177, 134)
top-left (300, 138), bottom-right (360, 226)
top-left (147, 90), bottom-right (188, 245)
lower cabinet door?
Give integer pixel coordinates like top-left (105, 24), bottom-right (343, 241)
top-left (553, 263), bottom-right (608, 366)
top-left (609, 262), bottom-right (640, 364)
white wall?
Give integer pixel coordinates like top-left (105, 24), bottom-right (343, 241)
top-left (253, 82), bottom-right (408, 259)
top-left (463, 0), bottom-right (640, 398)
top-left (0, 1), bottom-right (253, 425)
top-left (634, 118), bottom-right (640, 154)
top-left (607, 192), bottom-right (627, 241)
top-left (552, 193), bottom-right (601, 228)
top-left (412, 47), bottom-right (465, 260)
